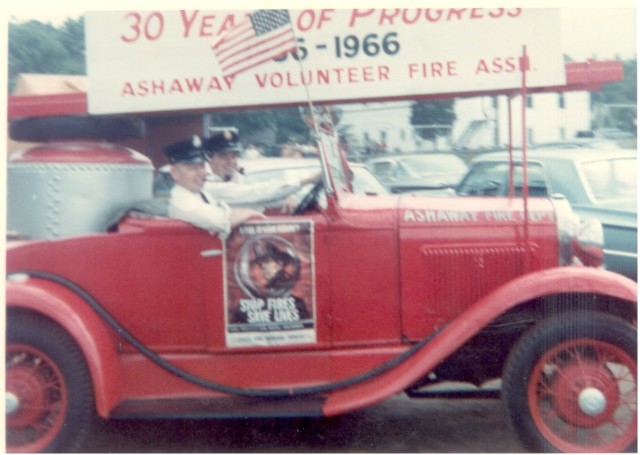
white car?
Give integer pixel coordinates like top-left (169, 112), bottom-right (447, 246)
top-left (366, 153), bottom-right (468, 193)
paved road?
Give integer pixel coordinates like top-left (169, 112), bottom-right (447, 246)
top-left (80, 394), bottom-right (526, 452)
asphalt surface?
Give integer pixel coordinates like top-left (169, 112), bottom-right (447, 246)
top-left (79, 394), bottom-right (527, 452)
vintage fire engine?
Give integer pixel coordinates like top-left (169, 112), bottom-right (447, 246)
top-left (6, 65), bottom-right (637, 452)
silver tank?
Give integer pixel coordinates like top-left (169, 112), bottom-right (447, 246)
top-left (8, 141), bottom-right (153, 240)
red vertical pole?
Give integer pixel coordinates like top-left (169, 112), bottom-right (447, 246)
top-left (521, 45), bottom-right (529, 203)
top-left (507, 96), bottom-right (514, 198)
top-left (520, 45), bottom-right (530, 270)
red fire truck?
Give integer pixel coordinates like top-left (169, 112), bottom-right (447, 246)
top-left (5, 58), bottom-right (637, 453)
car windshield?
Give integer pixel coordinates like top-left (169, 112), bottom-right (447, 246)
top-left (244, 163), bottom-right (388, 196)
top-left (244, 165), bottom-right (319, 186)
top-left (456, 161), bottom-right (549, 197)
top-left (580, 157), bottom-right (637, 202)
top-left (350, 166), bottom-right (389, 195)
top-left (400, 155), bottom-right (467, 176)
top-left (317, 132), bottom-right (350, 192)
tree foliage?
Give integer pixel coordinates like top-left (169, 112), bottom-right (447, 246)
top-left (409, 99), bottom-right (456, 144)
top-left (208, 108), bottom-right (311, 145)
top-left (8, 17), bottom-right (86, 92)
top-left (208, 106), bottom-right (344, 146)
top-left (590, 59), bottom-right (637, 133)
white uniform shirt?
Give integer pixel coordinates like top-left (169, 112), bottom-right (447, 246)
top-left (168, 184), bottom-right (231, 237)
top-left (203, 171), bottom-right (302, 210)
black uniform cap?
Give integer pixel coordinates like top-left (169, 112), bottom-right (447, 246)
top-left (164, 135), bottom-right (206, 164)
top-left (205, 129), bottom-right (243, 157)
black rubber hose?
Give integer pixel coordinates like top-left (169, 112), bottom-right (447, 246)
top-left (11, 270), bottom-right (440, 398)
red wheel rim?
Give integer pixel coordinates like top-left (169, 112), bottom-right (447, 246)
top-left (6, 343), bottom-right (68, 453)
top-left (527, 338), bottom-right (637, 452)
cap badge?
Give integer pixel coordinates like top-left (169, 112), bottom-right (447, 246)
top-left (223, 130), bottom-right (233, 140)
top-left (192, 135), bottom-right (202, 148)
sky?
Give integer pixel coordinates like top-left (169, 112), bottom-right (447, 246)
top-left (4, 1), bottom-right (638, 62)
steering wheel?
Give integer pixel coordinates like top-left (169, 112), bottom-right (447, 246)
top-left (293, 181), bottom-right (323, 215)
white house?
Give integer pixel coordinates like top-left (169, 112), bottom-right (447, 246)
top-left (453, 92), bottom-right (591, 150)
top-left (339, 91), bottom-right (592, 153)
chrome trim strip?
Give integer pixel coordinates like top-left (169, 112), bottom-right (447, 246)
top-left (201, 249), bottom-right (223, 257)
top-left (604, 249), bottom-right (638, 259)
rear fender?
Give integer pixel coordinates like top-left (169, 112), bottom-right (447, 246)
top-left (6, 276), bottom-right (122, 418)
top-left (323, 267), bottom-right (637, 416)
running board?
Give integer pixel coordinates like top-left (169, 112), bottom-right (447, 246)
top-left (110, 395), bottom-right (326, 420)
top-left (406, 388), bottom-right (501, 399)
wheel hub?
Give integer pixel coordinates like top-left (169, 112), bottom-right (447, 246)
top-left (578, 387), bottom-right (607, 416)
top-left (551, 360), bottom-right (618, 427)
top-left (6, 392), bottom-right (20, 415)
top-left (6, 366), bottom-right (49, 428)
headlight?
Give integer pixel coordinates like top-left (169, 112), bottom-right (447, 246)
top-left (552, 195), bottom-right (580, 266)
top-left (572, 218), bottom-right (604, 267)
top-left (551, 195), bottom-right (604, 268)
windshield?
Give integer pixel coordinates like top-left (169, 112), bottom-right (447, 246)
top-left (316, 131), bottom-right (349, 193)
top-left (580, 157), bottom-right (637, 202)
top-left (244, 166), bottom-right (319, 186)
top-left (351, 166), bottom-right (388, 195)
top-left (244, 163), bottom-right (387, 196)
top-left (456, 161), bottom-right (549, 197)
top-left (400, 155), bottom-right (468, 176)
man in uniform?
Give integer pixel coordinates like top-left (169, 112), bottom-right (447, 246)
top-left (165, 135), bottom-right (264, 237)
top-left (203, 129), bottom-right (320, 213)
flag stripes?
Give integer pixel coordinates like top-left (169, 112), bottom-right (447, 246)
top-left (212, 10), bottom-right (296, 78)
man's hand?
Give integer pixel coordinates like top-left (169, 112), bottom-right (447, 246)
top-left (299, 171), bottom-right (322, 187)
top-left (229, 208), bottom-right (266, 227)
top-left (281, 195), bottom-right (299, 214)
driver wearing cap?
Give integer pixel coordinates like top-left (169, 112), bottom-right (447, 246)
top-left (164, 135), bottom-right (264, 236)
top-left (203, 129), bottom-right (320, 214)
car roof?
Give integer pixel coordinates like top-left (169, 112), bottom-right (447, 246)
top-left (239, 157), bottom-right (367, 171)
top-left (472, 148), bottom-right (636, 164)
top-left (158, 157), bottom-right (366, 173)
top-left (366, 152), bottom-right (462, 162)
top-left (239, 157), bottom-right (320, 171)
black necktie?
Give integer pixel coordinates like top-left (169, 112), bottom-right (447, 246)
top-left (200, 192), bottom-right (210, 204)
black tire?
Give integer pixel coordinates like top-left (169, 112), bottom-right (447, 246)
top-left (6, 311), bottom-right (95, 453)
top-left (502, 311), bottom-right (637, 453)
top-left (9, 115), bottom-right (145, 142)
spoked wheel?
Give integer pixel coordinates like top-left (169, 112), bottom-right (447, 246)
top-left (6, 312), bottom-right (94, 452)
top-left (503, 311), bottom-right (637, 453)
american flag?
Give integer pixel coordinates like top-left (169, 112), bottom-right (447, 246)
top-left (212, 10), bottom-right (296, 79)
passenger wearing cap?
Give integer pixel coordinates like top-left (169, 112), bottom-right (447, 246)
top-left (165, 135), bottom-right (264, 236)
top-left (202, 129), bottom-right (320, 214)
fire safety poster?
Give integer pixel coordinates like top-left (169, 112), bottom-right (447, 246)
top-left (224, 220), bottom-right (315, 348)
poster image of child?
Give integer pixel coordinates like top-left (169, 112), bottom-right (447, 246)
top-left (225, 220), bottom-right (315, 348)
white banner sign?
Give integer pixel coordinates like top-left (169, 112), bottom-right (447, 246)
top-left (86, 8), bottom-right (566, 114)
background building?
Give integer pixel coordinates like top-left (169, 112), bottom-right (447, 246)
top-left (339, 91), bottom-right (592, 155)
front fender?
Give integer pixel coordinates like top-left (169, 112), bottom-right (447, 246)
top-left (6, 276), bottom-right (123, 418)
top-left (323, 266), bottom-right (637, 416)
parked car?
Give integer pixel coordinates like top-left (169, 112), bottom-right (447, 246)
top-left (457, 148), bottom-right (637, 280)
top-left (240, 158), bottom-right (388, 197)
top-left (365, 153), bottom-right (468, 193)
top-left (153, 158), bottom-right (389, 201)
top-left (530, 138), bottom-right (621, 149)
top-left (593, 127), bottom-right (636, 141)
top-left (7, 115), bottom-right (637, 454)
